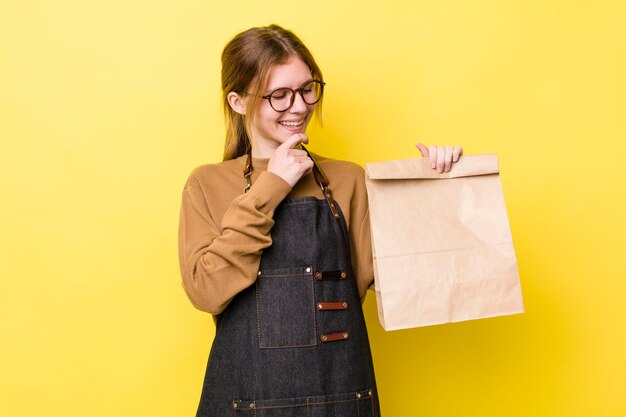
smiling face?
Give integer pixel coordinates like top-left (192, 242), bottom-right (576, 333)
top-left (249, 56), bottom-right (317, 157)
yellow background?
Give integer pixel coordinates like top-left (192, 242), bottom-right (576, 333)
top-left (1, 0), bottom-right (625, 416)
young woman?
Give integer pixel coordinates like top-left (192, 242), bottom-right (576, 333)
top-left (178, 24), bottom-right (462, 416)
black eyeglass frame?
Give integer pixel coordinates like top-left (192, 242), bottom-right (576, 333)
top-left (260, 80), bottom-right (326, 112)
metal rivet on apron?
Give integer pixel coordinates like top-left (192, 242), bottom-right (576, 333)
top-left (317, 303), bottom-right (323, 309)
top-left (341, 271), bottom-right (347, 279)
top-left (334, 213), bottom-right (340, 219)
top-left (305, 267), bottom-right (311, 273)
top-left (315, 272), bottom-right (322, 280)
top-left (232, 402), bottom-right (238, 408)
top-left (321, 335), bottom-right (328, 342)
top-left (368, 389), bottom-right (372, 395)
top-left (249, 402), bottom-right (256, 409)
top-left (356, 392), bottom-right (362, 399)
top-left (342, 302), bottom-right (348, 308)
top-left (257, 271), bottom-right (262, 276)
top-left (343, 333), bottom-right (348, 339)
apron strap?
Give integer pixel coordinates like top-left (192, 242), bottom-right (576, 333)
top-left (243, 147), bottom-right (341, 220)
top-left (301, 145), bottom-right (341, 220)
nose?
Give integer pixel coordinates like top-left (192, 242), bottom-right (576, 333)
top-left (289, 91), bottom-right (309, 113)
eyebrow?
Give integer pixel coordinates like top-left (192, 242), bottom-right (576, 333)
top-left (264, 78), bottom-right (315, 95)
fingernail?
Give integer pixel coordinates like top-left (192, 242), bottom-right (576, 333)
top-left (431, 162), bottom-right (436, 169)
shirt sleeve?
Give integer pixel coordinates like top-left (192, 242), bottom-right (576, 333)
top-left (178, 170), bottom-right (292, 315)
top-left (348, 165), bottom-right (376, 302)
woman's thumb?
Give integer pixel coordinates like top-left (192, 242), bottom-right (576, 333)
top-left (415, 143), bottom-right (429, 157)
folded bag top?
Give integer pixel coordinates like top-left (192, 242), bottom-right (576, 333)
top-left (365, 154), bottom-right (500, 180)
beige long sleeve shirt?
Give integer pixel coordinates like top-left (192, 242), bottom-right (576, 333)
top-left (178, 152), bottom-right (374, 315)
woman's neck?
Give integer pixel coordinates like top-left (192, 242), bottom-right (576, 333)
top-left (251, 142), bottom-right (275, 159)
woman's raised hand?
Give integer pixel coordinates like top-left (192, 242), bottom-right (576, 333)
top-left (268, 134), bottom-right (314, 188)
top-left (415, 143), bottom-right (463, 173)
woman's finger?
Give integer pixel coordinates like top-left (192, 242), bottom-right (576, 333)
top-left (287, 149), bottom-right (308, 158)
top-left (429, 144), bottom-right (437, 169)
top-left (436, 146), bottom-right (445, 173)
top-left (278, 133), bottom-right (307, 150)
top-left (415, 143), bottom-right (429, 158)
top-left (444, 145), bottom-right (453, 172)
top-left (452, 145), bottom-right (463, 162)
top-left (285, 155), bottom-right (307, 163)
top-left (301, 158), bottom-right (314, 174)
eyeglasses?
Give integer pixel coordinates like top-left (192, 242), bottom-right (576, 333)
top-left (261, 80), bottom-right (326, 112)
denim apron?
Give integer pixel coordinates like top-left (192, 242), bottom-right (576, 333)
top-left (196, 149), bottom-right (381, 416)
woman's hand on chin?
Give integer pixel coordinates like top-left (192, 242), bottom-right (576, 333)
top-left (267, 134), bottom-right (313, 188)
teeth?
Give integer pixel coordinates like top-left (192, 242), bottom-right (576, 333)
top-left (279, 120), bottom-right (303, 127)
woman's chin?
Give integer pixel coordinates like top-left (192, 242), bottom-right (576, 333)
top-left (277, 124), bottom-right (307, 136)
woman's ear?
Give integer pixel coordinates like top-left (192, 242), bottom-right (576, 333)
top-left (227, 92), bottom-right (247, 115)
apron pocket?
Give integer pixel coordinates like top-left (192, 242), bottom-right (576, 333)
top-left (256, 266), bottom-right (316, 349)
top-left (233, 389), bottom-right (375, 417)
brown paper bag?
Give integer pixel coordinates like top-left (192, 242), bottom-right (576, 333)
top-left (365, 154), bottom-right (524, 330)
